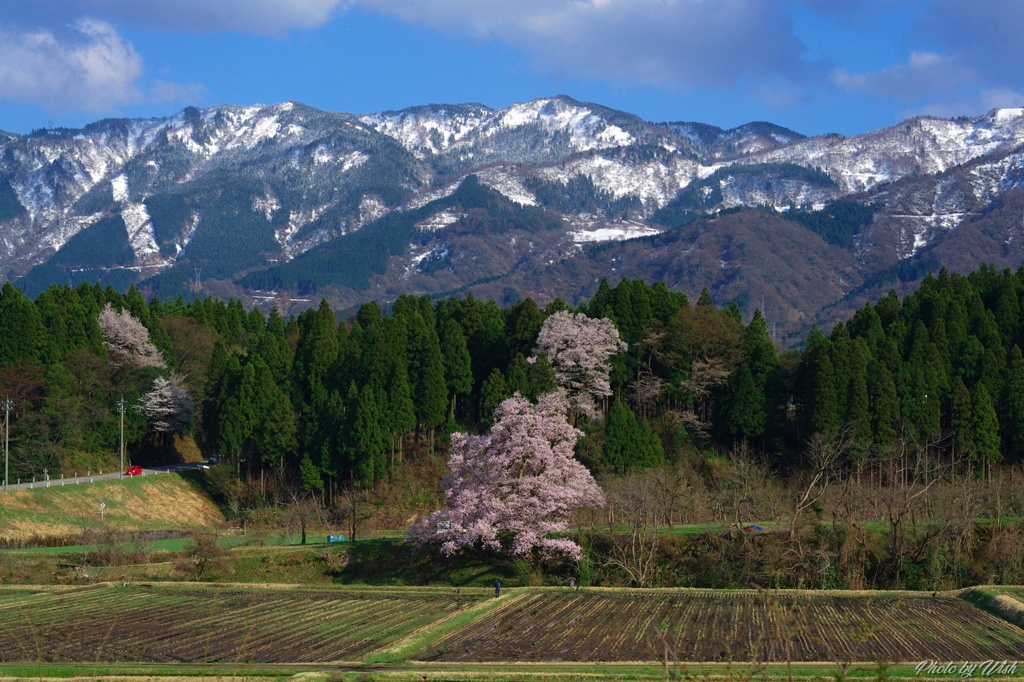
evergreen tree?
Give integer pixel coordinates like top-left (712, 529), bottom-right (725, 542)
top-left (505, 354), bottom-right (531, 398)
top-left (0, 282), bottom-right (47, 366)
top-left (216, 359), bottom-right (257, 464)
top-left (650, 281), bottom-right (688, 322)
top-left (439, 317), bottom-right (473, 416)
top-left (845, 341), bottom-right (872, 445)
top-left (809, 352), bottom-right (840, 434)
top-left (602, 397), bottom-right (637, 472)
top-left (972, 382), bottom-right (1002, 473)
top-left (249, 357), bottom-right (297, 471)
top-left (528, 352), bottom-right (558, 398)
top-left (1000, 346), bottom-right (1024, 460)
top-left (696, 287), bottom-right (714, 308)
top-left (299, 454), bottom-right (324, 495)
top-left (252, 307), bottom-right (292, 386)
top-left (743, 309), bottom-right (778, 387)
top-left (480, 368), bottom-right (509, 425)
top-left (949, 377), bottom-right (973, 461)
top-left (386, 364), bottom-right (416, 461)
top-left (723, 365), bottom-right (765, 440)
top-left (504, 297), bottom-right (545, 360)
top-left (637, 417), bottom-right (665, 468)
top-left (602, 398), bottom-right (665, 472)
top-left (351, 383), bottom-right (389, 485)
top-left (413, 319), bottom-right (449, 434)
top-left (292, 299), bottom-right (338, 408)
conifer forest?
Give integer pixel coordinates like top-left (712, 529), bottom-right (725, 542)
top-left (1, 267), bottom-right (1023, 589)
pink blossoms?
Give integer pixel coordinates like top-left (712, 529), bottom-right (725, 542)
top-left (409, 392), bottom-right (604, 561)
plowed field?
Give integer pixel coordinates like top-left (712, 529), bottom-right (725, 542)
top-left (1, 584), bottom-right (1021, 665)
top-left (0, 584), bottom-right (485, 663)
top-left (428, 589), bottom-right (1024, 663)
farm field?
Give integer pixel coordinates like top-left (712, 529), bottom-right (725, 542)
top-left (0, 583), bottom-right (490, 664)
top-left (0, 583), bottom-right (1022, 672)
top-left (0, 586), bottom-right (60, 604)
top-left (428, 589), bottom-right (1024, 663)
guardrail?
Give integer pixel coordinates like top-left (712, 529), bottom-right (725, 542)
top-left (1, 467), bottom-right (173, 493)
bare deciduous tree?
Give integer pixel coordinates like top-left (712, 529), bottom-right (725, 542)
top-left (789, 424), bottom-right (857, 539)
top-left (672, 357), bottom-right (733, 438)
top-left (602, 470), bottom-right (666, 587)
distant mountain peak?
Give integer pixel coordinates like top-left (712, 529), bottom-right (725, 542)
top-left (5, 96), bottom-right (1024, 345)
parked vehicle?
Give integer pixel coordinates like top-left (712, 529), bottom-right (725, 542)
top-left (125, 465), bottom-right (143, 476)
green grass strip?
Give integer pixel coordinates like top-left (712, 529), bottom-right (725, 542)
top-left (363, 588), bottom-right (525, 665)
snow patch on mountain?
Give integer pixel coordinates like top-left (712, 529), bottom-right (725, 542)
top-left (417, 210), bottom-right (462, 231)
top-left (407, 183), bottom-right (459, 210)
top-left (497, 99), bottom-right (633, 152)
top-left (122, 202), bottom-right (158, 259)
top-left (242, 115), bottom-right (281, 147)
top-left (749, 109), bottom-right (1024, 195)
top-left (476, 167), bottom-right (537, 206)
top-left (111, 174), bottom-right (159, 259)
top-left (41, 214), bottom-right (101, 255)
top-left (549, 153), bottom-right (700, 205)
top-left (360, 105), bottom-right (492, 156)
top-left (568, 216), bottom-right (661, 243)
top-left (279, 204), bottom-right (332, 258)
top-left (253, 191), bottom-right (280, 222)
top-left (359, 196), bottom-right (389, 227)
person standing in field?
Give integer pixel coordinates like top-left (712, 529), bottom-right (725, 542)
top-left (492, 578), bottom-right (501, 597)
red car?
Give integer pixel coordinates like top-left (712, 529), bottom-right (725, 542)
top-left (125, 465), bottom-right (143, 476)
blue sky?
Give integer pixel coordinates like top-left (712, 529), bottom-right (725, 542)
top-left (0, 1), bottom-right (1021, 137)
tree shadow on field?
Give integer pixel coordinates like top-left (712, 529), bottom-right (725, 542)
top-left (335, 538), bottom-right (515, 587)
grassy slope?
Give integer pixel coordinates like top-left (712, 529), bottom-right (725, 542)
top-left (0, 473), bottom-right (225, 544)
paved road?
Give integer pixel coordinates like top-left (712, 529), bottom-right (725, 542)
top-left (1, 462), bottom-right (211, 493)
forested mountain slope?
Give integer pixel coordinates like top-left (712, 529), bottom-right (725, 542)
top-left (3, 98), bottom-right (1024, 342)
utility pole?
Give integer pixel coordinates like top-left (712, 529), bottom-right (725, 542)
top-left (117, 396), bottom-right (126, 479)
top-left (3, 396), bottom-right (11, 492)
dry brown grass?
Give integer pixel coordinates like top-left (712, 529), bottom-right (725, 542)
top-left (0, 474), bottom-right (224, 544)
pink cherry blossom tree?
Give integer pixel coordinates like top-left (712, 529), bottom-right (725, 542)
top-left (533, 310), bottom-right (626, 421)
top-left (409, 391), bottom-right (604, 561)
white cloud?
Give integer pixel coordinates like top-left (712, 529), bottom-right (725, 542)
top-left (0, 18), bottom-right (206, 115)
top-left (833, 51), bottom-right (975, 100)
top-left (0, 19), bottom-right (143, 112)
top-left (352, 0), bottom-right (811, 90)
top-left (902, 89), bottom-right (1024, 120)
top-left (0, 0), bottom-right (350, 35)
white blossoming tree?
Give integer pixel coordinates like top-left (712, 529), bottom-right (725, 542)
top-left (135, 372), bottom-right (195, 433)
top-left (533, 310), bottom-right (626, 421)
top-left (97, 303), bottom-right (166, 369)
top-left (98, 303), bottom-right (194, 435)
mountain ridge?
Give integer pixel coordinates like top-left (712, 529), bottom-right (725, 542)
top-left (3, 96), bottom-right (1024, 344)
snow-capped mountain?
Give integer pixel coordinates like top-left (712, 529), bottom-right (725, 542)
top-left (3, 95), bottom-right (1024, 342)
